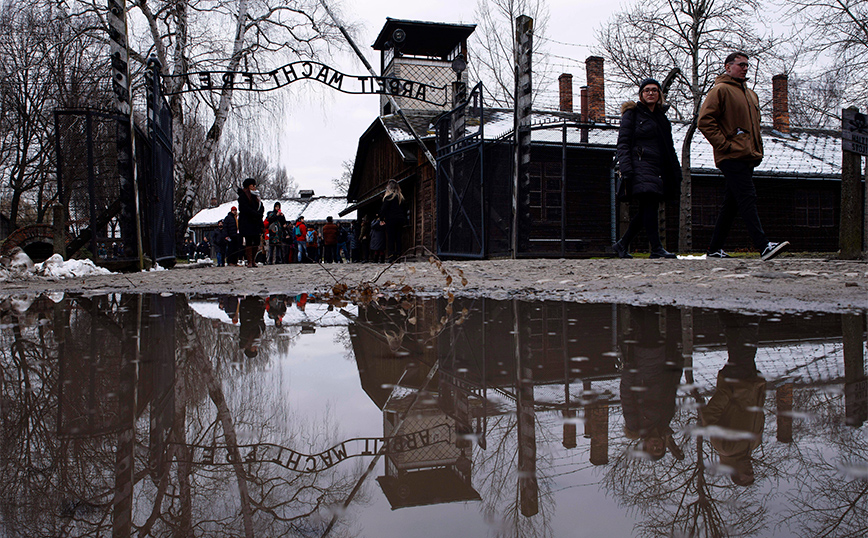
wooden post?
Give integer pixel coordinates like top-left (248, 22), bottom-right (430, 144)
top-left (841, 107), bottom-right (866, 259)
top-left (512, 15), bottom-right (533, 258)
top-left (843, 313), bottom-right (867, 427)
top-left (52, 204), bottom-right (65, 256)
top-left (513, 300), bottom-right (538, 517)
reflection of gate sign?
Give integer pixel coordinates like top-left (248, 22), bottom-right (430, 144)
top-left (178, 424), bottom-right (450, 473)
top-left (164, 60), bottom-right (448, 106)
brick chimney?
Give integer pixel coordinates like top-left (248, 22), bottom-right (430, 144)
top-left (558, 73), bottom-right (573, 113)
top-left (772, 74), bottom-right (790, 134)
top-left (585, 56), bottom-right (605, 122)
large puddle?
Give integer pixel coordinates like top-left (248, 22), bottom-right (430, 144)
top-left (1, 293), bottom-right (866, 537)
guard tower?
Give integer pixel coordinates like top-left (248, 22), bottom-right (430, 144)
top-left (372, 18), bottom-right (476, 116)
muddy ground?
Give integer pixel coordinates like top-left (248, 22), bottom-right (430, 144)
top-left (2, 255), bottom-right (866, 314)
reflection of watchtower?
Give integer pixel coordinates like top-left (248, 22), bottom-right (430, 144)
top-left (372, 18), bottom-right (476, 116)
top-left (377, 404), bottom-right (480, 509)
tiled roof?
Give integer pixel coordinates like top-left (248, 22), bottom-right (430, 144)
top-left (189, 197), bottom-right (355, 227)
top-left (374, 107), bottom-right (843, 180)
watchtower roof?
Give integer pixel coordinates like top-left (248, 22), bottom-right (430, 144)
top-left (372, 18), bottom-right (476, 58)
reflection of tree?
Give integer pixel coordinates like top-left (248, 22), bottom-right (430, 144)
top-left (472, 413), bottom-right (556, 538)
top-left (153, 297), bottom-right (361, 537)
top-left (782, 385), bottom-right (868, 538)
top-left (0, 294), bottom-right (364, 537)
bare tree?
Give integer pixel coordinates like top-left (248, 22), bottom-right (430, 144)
top-left (784, 0), bottom-right (867, 112)
top-left (68, 0), bottom-right (348, 248)
top-left (470, 0), bottom-right (553, 109)
top-left (331, 158), bottom-right (353, 197)
top-left (596, 0), bottom-right (778, 251)
top-left (0, 2), bottom-right (107, 229)
top-left (787, 73), bottom-right (846, 129)
top-left (259, 165), bottom-right (297, 200)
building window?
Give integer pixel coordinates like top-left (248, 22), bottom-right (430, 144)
top-left (795, 190), bottom-right (834, 228)
top-left (529, 162), bottom-right (563, 222)
top-left (692, 189), bottom-right (721, 227)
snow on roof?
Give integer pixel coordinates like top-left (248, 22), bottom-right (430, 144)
top-left (189, 299), bottom-right (355, 327)
top-left (189, 197), bottom-right (356, 227)
top-left (376, 107), bottom-right (842, 179)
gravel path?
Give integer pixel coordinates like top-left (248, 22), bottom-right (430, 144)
top-left (2, 256), bottom-right (865, 313)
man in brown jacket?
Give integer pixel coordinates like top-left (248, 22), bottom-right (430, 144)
top-left (698, 51), bottom-right (789, 261)
top-left (321, 216), bottom-right (339, 263)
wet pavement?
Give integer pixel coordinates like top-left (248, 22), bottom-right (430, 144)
top-left (1, 293), bottom-right (866, 537)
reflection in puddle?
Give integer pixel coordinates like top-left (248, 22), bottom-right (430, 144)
top-left (0, 294), bottom-right (865, 537)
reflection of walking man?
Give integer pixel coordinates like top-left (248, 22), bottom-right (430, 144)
top-left (701, 312), bottom-right (766, 486)
top-left (698, 52), bottom-right (788, 261)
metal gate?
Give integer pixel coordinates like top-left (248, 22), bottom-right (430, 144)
top-left (144, 58), bottom-right (176, 266)
top-left (54, 60), bottom-right (175, 266)
top-left (436, 83), bottom-right (485, 258)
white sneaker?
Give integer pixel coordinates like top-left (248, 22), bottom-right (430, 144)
top-left (706, 249), bottom-right (732, 259)
top-left (761, 241), bottom-right (789, 261)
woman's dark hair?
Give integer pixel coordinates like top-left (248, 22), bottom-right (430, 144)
top-left (242, 177), bottom-right (256, 189)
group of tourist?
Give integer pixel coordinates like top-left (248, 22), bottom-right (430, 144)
top-left (613, 51), bottom-right (788, 261)
top-left (201, 178), bottom-right (407, 268)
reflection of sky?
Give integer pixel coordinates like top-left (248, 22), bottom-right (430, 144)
top-left (275, 325), bottom-right (380, 439)
top-left (190, 299), bottom-right (354, 327)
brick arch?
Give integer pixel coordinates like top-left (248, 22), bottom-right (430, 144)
top-left (1, 224), bottom-right (56, 258)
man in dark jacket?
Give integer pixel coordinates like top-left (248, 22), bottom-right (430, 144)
top-left (698, 51), bottom-right (789, 261)
top-left (237, 178), bottom-right (264, 267)
top-left (265, 202), bottom-right (287, 264)
top-left (196, 235), bottom-right (212, 261)
top-left (223, 206), bottom-right (240, 266)
top-left (210, 221), bottom-right (227, 266)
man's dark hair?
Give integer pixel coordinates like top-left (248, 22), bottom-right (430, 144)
top-left (242, 177), bottom-right (256, 189)
top-left (327, 216), bottom-right (333, 222)
top-left (724, 51), bottom-right (749, 65)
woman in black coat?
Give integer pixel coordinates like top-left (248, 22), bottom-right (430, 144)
top-left (613, 78), bottom-right (681, 259)
top-left (378, 179), bottom-right (407, 262)
top-left (237, 177), bottom-right (264, 267)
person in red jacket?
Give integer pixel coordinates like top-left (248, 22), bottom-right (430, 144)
top-left (294, 216), bottom-right (307, 262)
top-left (321, 216), bottom-right (339, 263)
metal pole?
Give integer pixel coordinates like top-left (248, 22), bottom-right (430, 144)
top-left (561, 121), bottom-right (566, 257)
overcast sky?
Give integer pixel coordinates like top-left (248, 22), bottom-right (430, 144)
top-left (276, 0), bottom-right (615, 197)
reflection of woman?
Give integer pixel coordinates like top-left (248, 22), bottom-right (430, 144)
top-left (701, 312), bottom-right (766, 486)
top-left (613, 78), bottom-right (681, 259)
top-left (620, 306), bottom-right (684, 460)
top-left (238, 296), bottom-right (266, 358)
top-left (378, 179), bottom-right (406, 262)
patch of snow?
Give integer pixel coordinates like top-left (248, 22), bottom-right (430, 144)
top-left (37, 254), bottom-right (114, 280)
